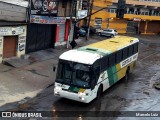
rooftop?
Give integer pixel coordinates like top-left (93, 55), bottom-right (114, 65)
top-left (0, 0), bottom-right (28, 7)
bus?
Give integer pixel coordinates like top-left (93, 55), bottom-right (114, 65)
top-left (54, 36), bottom-right (139, 103)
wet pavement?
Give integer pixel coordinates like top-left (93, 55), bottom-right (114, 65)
top-left (0, 35), bottom-right (160, 120)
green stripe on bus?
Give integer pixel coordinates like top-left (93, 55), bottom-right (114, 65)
top-left (68, 86), bottom-right (80, 92)
top-left (107, 66), bottom-right (118, 86)
top-left (78, 46), bottom-right (111, 56)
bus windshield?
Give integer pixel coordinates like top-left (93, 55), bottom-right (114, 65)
top-left (56, 60), bottom-right (92, 88)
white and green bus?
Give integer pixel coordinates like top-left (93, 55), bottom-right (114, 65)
top-left (54, 36), bottom-right (139, 103)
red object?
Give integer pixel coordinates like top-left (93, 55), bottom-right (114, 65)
top-left (64, 20), bottom-right (70, 41)
top-left (56, 25), bottom-right (60, 42)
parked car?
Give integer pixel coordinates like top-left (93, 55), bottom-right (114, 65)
top-left (79, 28), bottom-right (87, 37)
top-left (81, 26), bottom-right (96, 35)
top-left (98, 29), bottom-right (118, 37)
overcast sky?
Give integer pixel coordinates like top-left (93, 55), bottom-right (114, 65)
top-left (0, 0), bottom-right (28, 7)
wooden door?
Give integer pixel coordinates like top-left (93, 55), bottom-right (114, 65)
top-left (3, 36), bottom-right (17, 58)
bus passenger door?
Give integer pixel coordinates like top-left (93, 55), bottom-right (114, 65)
top-left (99, 71), bottom-right (110, 91)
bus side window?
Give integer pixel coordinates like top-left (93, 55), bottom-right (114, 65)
top-left (122, 48), bottom-right (128, 60)
top-left (116, 50), bottom-right (122, 63)
top-left (101, 56), bottom-right (109, 71)
top-left (94, 67), bottom-right (100, 80)
top-left (92, 60), bottom-right (101, 88)
top-left (133, 43), bottom-right (138, 53)
top-left (128, 45), bottom-right (134, 57)
top-left (109, 53), bottom-right (116, 67)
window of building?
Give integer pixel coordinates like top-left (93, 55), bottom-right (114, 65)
top-left (62, 0), bottom-right (67, 8)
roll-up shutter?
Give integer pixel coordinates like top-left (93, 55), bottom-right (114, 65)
top-left (58, 24), bottom-right (66, 42)
top-left (126, 21), bottom-right (138, 34)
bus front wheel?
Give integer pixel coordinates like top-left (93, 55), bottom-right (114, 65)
top-left (97, 85), bottom-right (103, 98)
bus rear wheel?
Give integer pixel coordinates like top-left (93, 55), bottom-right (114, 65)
top-left (124, 69), bottom-right (130, 82)
top-left (97, 85), bottom-right (103, 98)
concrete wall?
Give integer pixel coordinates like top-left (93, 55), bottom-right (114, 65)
top-left (109, 19), bottom-right (127, 33)
top-left (0, 25), bottom-right (27, 63)
top-left (0, 1), bottom-right (27, 22)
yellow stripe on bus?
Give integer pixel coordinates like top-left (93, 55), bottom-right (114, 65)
top-left (87, 36), bottom-right (136, 53)
top-left (79, 88), bottom-right (85, 93)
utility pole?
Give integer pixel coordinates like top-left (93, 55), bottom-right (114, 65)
top-left (67, 0), bottom-right (75, 48)
top-left (107, 18), bottom-right (109, 28)
top-left (86, 0), bottom-right (94, 40)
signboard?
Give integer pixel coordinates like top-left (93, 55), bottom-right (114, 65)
top-left (30, 15), bottom-right (66, 24)
top-left (77, 10), bottom-right (88, 19)
top-left (94, 18), bottom-right (102, 28)
top-left (133, 18), bottom-right (141, 22)
top-left (31, 0), bottom-right (58, 15)
top-left (0, 27), bottom-right (24, 36)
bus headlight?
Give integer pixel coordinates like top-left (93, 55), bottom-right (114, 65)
top-left (54, 86), bottom-right (61, 91)
top-left (78, 92), bottom-right (86, 96)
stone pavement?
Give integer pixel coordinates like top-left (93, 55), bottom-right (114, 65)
top-left (0, 36), bottom-right (99, 107)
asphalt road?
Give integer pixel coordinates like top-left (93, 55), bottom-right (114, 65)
top-left (0, 35), bottom-right (160, 120)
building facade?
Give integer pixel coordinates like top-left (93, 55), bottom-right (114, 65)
top-left (90, 0), bottom-right (160, 34)
top-left (26, 0), bottom-right (78, 53)
top-left (0, 1), bottom-right (27, 63)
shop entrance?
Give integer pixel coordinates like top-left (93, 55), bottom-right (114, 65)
top-left (3, 36), bottom-right (17, 58)
top-left (26, 24), bottom-right (56, 53)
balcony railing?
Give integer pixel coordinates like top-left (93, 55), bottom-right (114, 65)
top-left (112, 0), bottom-right (160, 7)
top-left (126, 11), bottom-right (160, 16)
top-left (108, 9), bottom-right (160, 16)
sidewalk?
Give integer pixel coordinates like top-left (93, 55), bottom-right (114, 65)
top-left (0, 37), bottom-right (99, 107)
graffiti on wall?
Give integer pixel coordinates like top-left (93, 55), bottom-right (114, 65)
top-left (18, 36), bottom-right (26, 52)
top-left (0, 27), bottom-right (24, 36)
top-left (31, 0), bottom-right (58, 15)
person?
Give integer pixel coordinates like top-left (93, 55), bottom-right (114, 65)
top-left (70, 39), bottom-right (77, 49)
top-left (82, 72), bottom-right (90, 82)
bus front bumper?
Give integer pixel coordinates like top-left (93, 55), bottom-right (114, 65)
top-left (54, 89), bottom-right (91, 103)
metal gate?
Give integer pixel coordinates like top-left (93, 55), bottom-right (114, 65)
top-left (126, 21), bottom-right (138, 34)
top-left (58, 24), bottom-right (66, 42)
top-left (26, 24), bottom-right (56, 53)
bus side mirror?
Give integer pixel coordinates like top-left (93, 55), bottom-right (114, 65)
top-left (53, 66), bottom-right (56, 72)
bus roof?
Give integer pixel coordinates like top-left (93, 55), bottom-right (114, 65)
top-left (59, 36), bottom-right (139, 65)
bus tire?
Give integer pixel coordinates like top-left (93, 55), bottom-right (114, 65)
top-left (124, 69), bottom-right (130, 82)
top-left (111, 34), bottom-right (114, 38)
top-left (97, 85), bottom-right (103, 98)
